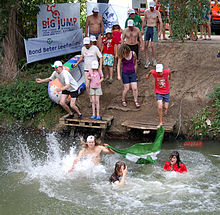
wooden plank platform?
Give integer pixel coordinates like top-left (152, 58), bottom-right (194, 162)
top-left (121, 120), bottom-right (176, 133)
top-left (59, 114), bottom-right (114, 130)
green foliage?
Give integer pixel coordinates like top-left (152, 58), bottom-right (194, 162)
top-left (159, 0), bottom-right (210, 40)
top-left (189, 84), bottom-right (220, 137)
top-left (0, 80), bottom-right (54, 122)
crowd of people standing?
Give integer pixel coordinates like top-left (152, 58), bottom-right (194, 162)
top-left (36, 0), bottom-right (217, 128)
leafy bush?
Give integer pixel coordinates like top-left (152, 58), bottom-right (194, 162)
top-left (0, 80), bottom-right (54, 122)
top-left (189, 84), bottom-right (220, 137)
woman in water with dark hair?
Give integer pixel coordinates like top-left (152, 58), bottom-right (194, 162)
top-left (164, 151), bottom-right (187, 173)
top-left (109, 161), bottom-right (127, 186)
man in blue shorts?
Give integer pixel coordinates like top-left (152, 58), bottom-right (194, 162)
top-left (146, 64), bottom-right (171, 128)
top-left (144, 1), bottom-right (162, 68)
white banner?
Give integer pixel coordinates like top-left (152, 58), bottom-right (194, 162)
top-left (87, 3), bottom-right (128, 31)
top-left (37, 3), bottom-right (80, 37)
top-left (24, 29), bottom-right (83, 63)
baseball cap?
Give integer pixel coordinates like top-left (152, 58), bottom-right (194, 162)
top-left (91, 60), bottom-right (99, 69)
top-left (83, 37), bottom-right (90, 45)
top-left (105, 28), bottom-right (112, 34)
top-left (90, 35), bottom-right (97, 42)
top-left (87, 135), bottom-right (95, 142)
top-left (128, 8), bottom-right (135, 15)
top-left (156, 64), bottom-right (163, 73)
top-left (51, 60), bottom-right (62, 68)
top-left (149, 1), bottom-right (156, 8)
top-left (127, 19), bottom-right (134, 27)
top-left (92, 7), bottom-right (99, 12)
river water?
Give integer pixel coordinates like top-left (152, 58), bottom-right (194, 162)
top-left (0, 132), bottom-right (219, 215)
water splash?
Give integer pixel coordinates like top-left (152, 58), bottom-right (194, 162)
top-left (1, 134), bottom-right (220, 214)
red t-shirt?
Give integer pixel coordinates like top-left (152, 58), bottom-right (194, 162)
top-left (164, 161), bottom-right (187, 173)
top-left (112, 29), bottom-right (121, 44)
top-left (102, 36), bottom-right (116, 55)
top-left (151, 69), bottom-right (171, 94)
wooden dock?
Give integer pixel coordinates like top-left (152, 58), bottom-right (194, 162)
top-left (59, 114), bottom-right (114, 137)
top-left (121, 120), bottom-right (176, 133)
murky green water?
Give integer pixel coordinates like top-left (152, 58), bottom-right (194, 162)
top-left (0, 132), bottom-right (219, 215)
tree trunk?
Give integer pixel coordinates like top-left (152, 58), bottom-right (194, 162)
top-left (1, 7), bottom-right (25, 81)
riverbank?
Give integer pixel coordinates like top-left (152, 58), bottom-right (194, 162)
top-left (0, 40), bottom-right (219, 139)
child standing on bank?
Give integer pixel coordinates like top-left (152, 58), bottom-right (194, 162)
top-left (101, 28), bottom-right (118, 83)
top-left (117, 44), bottom-right (140, 108)
top-left (88, 61), bottom-right (104, 120)
top-left (112, 23), bottom-right (122, 70)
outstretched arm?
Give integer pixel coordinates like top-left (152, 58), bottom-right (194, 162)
top-left (73, 55), bottom-right (84, 67)
top-left (35, 77), bottom-right (51, 83)
top-left (145, 71), bottom-right (152, 79)
top-left (68, 149), bottom-right (84, 173)
top-left (102, 144), bottom-right (115, 154)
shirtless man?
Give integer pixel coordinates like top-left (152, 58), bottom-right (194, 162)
top-left (144, 1), bottom-right (162, 68)
top-left (121, 19), bottom-right (144, 60)
top-left (85, 7), bottom-right (104, 49)
top-left (68, 135), bottom-right (114, 173)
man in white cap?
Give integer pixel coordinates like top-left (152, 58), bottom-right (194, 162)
top-left (90, 35), bottom-right (97, 46)
top-left (121, 19), bottom-right (144, 61)
top-left (146, 63), bottom-right (171, 128)
top-left (36, 60), bottom-right (82, 120)
top-left (85, 6), bottom-right (104, 50)
top-left (144, 1), bottom-right (163, 68)
top-left (73, 37), bottom-right (103, 107)
top-left (125, 8), bottom-right (144, 34)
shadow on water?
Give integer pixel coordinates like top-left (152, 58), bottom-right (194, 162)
top-left (0, 132), bottom-right (219, 215)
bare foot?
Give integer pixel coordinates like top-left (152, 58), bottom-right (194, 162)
top-left (157, 123), bottom-right (163, 128)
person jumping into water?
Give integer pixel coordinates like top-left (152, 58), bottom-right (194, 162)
top-left (164, 151), bottom-right (187, 173)
top-left (68, 135), bottom-right (114, 173)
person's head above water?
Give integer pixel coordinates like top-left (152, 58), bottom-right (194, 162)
top-left (114, 161), bottom-right (126, 176)
top-left (169, 151), bottom-right (182, 167)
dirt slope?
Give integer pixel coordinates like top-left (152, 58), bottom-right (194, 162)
top-left (76, 39), bottom-right (220, 136)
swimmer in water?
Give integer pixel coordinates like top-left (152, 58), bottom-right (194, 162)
top-left (68, 135), bottom-right (114, 173)
top-left (164, 151), bottom-right (187, 173)
top-left (109, 161), bottom-right (127, 186)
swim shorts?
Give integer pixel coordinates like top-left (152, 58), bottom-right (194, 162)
top-left (90, 32), bottom-right (101, 39)
top-left (122, 72), bottom-right (137, 84)
top-left (103, 53), bottom-right (114, 66)
top-left (144, 26), bottom-right (158, 42)
top-left (156, 93), bottom-right (170, 102)
top-left (62, 90), bottom-right (78, 98)
top-left (127, 44), bottom-right (139, 59)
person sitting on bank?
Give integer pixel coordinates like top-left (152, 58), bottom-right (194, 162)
top-left (36, 60), bottom-right (82, 120)
top-left (109, 161), bottom-right (128, 186)
top-left (164, 151), bottom-right (187, 173)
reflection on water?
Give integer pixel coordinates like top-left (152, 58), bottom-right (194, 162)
top-left (0, 132), bottom-right (219, 215)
